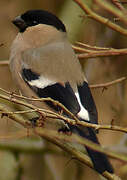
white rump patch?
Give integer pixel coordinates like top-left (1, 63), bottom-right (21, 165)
top-left (75, 92), bottom-right (89, 121)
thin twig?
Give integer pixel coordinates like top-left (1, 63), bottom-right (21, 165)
top-left (0, 60), bottom-right (9, 66)
top-left (94, 0), bottom-right (127, 25)
top-left (0, 109), bottom-right (37, 115)
top-left (36, 128), bottom-right (127, 162)
top-left (75, 42), bottom-right (113, 50)
top-left (74, 0), bottom-right (127, 36)
top-left (0, 103), bottom-right (120, 179)
top-left (0, 104), bottom-right (122, 179)
top-left (111, 0), bottom-right (127, 12)
top-left (0, 92), bottom-right (79, 126)
top-left (77, 48), bottom-right (127, 59)
top-left (90, 77), bottom-right (127, 88)
top-left (0, 91), bottom-right (126, 180)
top-left (74, 43), bottom-right (127, 59)
top-left (2, 109), bottom-right (127, 134)
top-left (73, 45), bottom-right (92, 53)
top-left (35, 128), bottom-right (121, 180)
top-left (0, 104), bottom-right (27, 127)
top-left (1, 91), bottom-right (127, 134)
top-left (0, 88), bottom-right (79, 123)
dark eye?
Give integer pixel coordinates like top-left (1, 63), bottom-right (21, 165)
top-left (33, 20), bottom-right (37, 24)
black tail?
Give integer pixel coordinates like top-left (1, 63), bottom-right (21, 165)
top-left (71, 126), bottom-right (114, 174)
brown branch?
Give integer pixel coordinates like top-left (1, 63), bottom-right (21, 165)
top-left (94, 0), bottom-right (127, 25)
top-left (0, 103), bottom-right (121, 179)
top-left (74, 0), bottom-right (127, 36)
top-left (1, 89), bottom-right (127, 134)
top-left (0, 92), bottom-right (81, 131)
top-left (0, 92), bottom-right (127, 162)
top-left (73, 42), bottom-right (127, 59)
top-left (0, 88), bottom-right (79, 123)
top-left (0, 60), bottom-right (9, 66)
top-left (75, 42), bottom-right (113, 50)
top-left (90, 77), bottom-right (127, 89)
top-left (111, 0), bottom-right (127, 12)
top-left (0, 105), bottom-right (103, 175)
top-left (77, 48), bottom-right (127, 59)
top-left (35, 127), bottom-right (127, 162)
top-left (1, 107), bottom-right (127, 134)
top-left (0, 104), bottom-right (27, 127)
top-left (0, 90), bottom-right (126, 180)
top-left (73, 45), bottom-right (92, 53)
top-left (35, 128), bottom-right (121, 180)
top-left (0, 109), bottom-right (38, 115)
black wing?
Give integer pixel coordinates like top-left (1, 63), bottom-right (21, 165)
top-left (22, 68), bottom-right (80, 115)
top-left (77, 81), bottom-right (98, 124)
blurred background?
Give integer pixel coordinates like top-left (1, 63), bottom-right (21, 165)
top-left (0, 0), bottom-right (127, 179)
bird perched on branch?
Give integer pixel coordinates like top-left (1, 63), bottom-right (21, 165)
top-left (9, 9), bottom-right (114, 174)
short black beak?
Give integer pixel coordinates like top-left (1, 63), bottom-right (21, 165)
top-left (12, 16), bottom-right (27, 32)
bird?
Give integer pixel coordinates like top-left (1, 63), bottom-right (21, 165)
top-left (9, 9), bottom-right (114, 174)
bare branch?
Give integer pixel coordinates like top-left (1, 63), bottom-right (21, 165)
top-left (1, 89), bottom-right (127, 134)
top-left (90, 77), bottom-right (127, 89)
top-left (33, 129), bottom-right (121, 180)
top-left (35, 127), bottom-right (127, 163)
top-left (76, 47), bottom-right (127, 59)
top-left (94, 0), bottom-right (127, 25)
top-left (0, 88), bottom-right (79, 123)
top-left (0, 60), bottom-right (9, 66)
top-left (75, 42), bottom-right (113, 50)
top-left (73, 42), bottom-right (127, 59)
top-left (111, 0), bottom-right (127, 12)
top-left (0, 102), bottom-right (122, 179)
top-left (74, 0), bottom-right (127, 36)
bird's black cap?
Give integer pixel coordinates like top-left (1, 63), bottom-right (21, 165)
top-left (12, 9), bottom-right (66, 33)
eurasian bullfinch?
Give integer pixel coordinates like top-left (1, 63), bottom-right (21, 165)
top-left (9, 9), bottom-right (114, 174)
